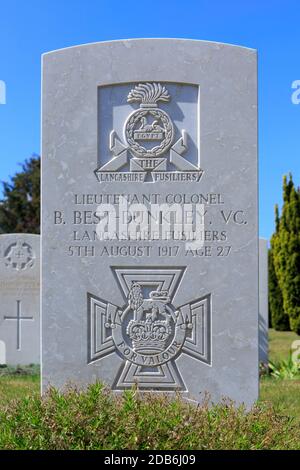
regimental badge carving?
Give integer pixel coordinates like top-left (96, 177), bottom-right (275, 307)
top-left (95, 82), bottom-right (203, 183)
top-left (4, 242), bottom-right (35, 271)
top-left (125, 83), bottom-right (174, 158)
top-left (88, 267), bottom-right (211, 390)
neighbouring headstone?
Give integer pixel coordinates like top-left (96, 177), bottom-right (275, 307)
top-left (259, 238), bottom-right (269, 366)
top-left (42, 39), bottom-right (258, 405)
top-left (0, 340), bottom-right (5, 364)
top-left (0, 234), bottom-right (40, 365)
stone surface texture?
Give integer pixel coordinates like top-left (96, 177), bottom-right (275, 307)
top-left (42, 39), bottom-right (258, 405)
top-left (259, 238), bottom-right (269, 365)
top-left (0, 233), bottom-right (40, 365)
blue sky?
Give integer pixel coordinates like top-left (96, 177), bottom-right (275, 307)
top-left (0, 0), bottom-right (299, 239)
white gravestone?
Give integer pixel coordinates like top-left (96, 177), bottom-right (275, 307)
top-left (42, 39), bottom-right (258, 406)
top-left (259, 238), bottom-right (269, 365)
top-left (0, 234), bottom-right (40, 365)
top-left (0, 340), bottom-right (5, 364)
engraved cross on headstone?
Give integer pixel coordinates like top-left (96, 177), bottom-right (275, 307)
top-left (10, 247), bottom-right (26, 270)
top-left (4, 300), bottom-right (34, 350)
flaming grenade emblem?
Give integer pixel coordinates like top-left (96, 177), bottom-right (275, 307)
top-left (125, 83), bottom-right (174, 158)
top-left (95, 81), bottom-right (203, 180)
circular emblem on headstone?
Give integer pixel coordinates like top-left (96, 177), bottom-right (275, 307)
top-left (4, 242), bottom-right (35, 271)
top-left (111, 283), bottom-right (187, 367)
top-left (124, 83), bottom-right (174, 158)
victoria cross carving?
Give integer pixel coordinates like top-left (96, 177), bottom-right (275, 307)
top-left (88, 267), bottom-right (211, 390)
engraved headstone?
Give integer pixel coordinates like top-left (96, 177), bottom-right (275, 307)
top-left (42, 39), bottom-right (258, 405)
top-left (259, 238), bottom-right (269, 366)
top-left (0, 234), bottom-right (40, 365)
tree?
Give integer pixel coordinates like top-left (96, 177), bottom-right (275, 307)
top-left (269, 204), bottom-right (290, 330)
top-left (272, 174), bottom-right (300, 334)
top-left (268, 243), bottom-right (289, 330)
top-left (0, 155), bottom-right (40, 234)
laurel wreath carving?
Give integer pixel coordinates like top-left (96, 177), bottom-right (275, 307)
top-left (125, 109), bottom-right (174, 158)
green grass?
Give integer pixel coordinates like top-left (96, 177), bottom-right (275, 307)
top-left (0, 375), bottom-right (40, 404)
top-left (259, 329), bottom-right (300, 425)
top-left (260, 378), bottom-right (300, 424)
top-left (0, 331), bottom-right (299, 449)
top-left (0, 384), bottom-right (299, 450)
top-left (269, 328), bottom-right (299, 362)
top-left (0, 364), bottom-right (40, 403)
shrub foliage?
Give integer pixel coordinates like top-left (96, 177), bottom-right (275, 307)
top-left (269, 232), bottom-right (289, 331)
top-left (270, 174), bottom-right (300, 333)
top-left (0, 383), bottom-right (299, 450)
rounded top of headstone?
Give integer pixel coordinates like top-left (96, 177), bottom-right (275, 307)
top-left (42, 38), bottom-right (256, 58)
top-left (0, 233), bottom-right (40, 238)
